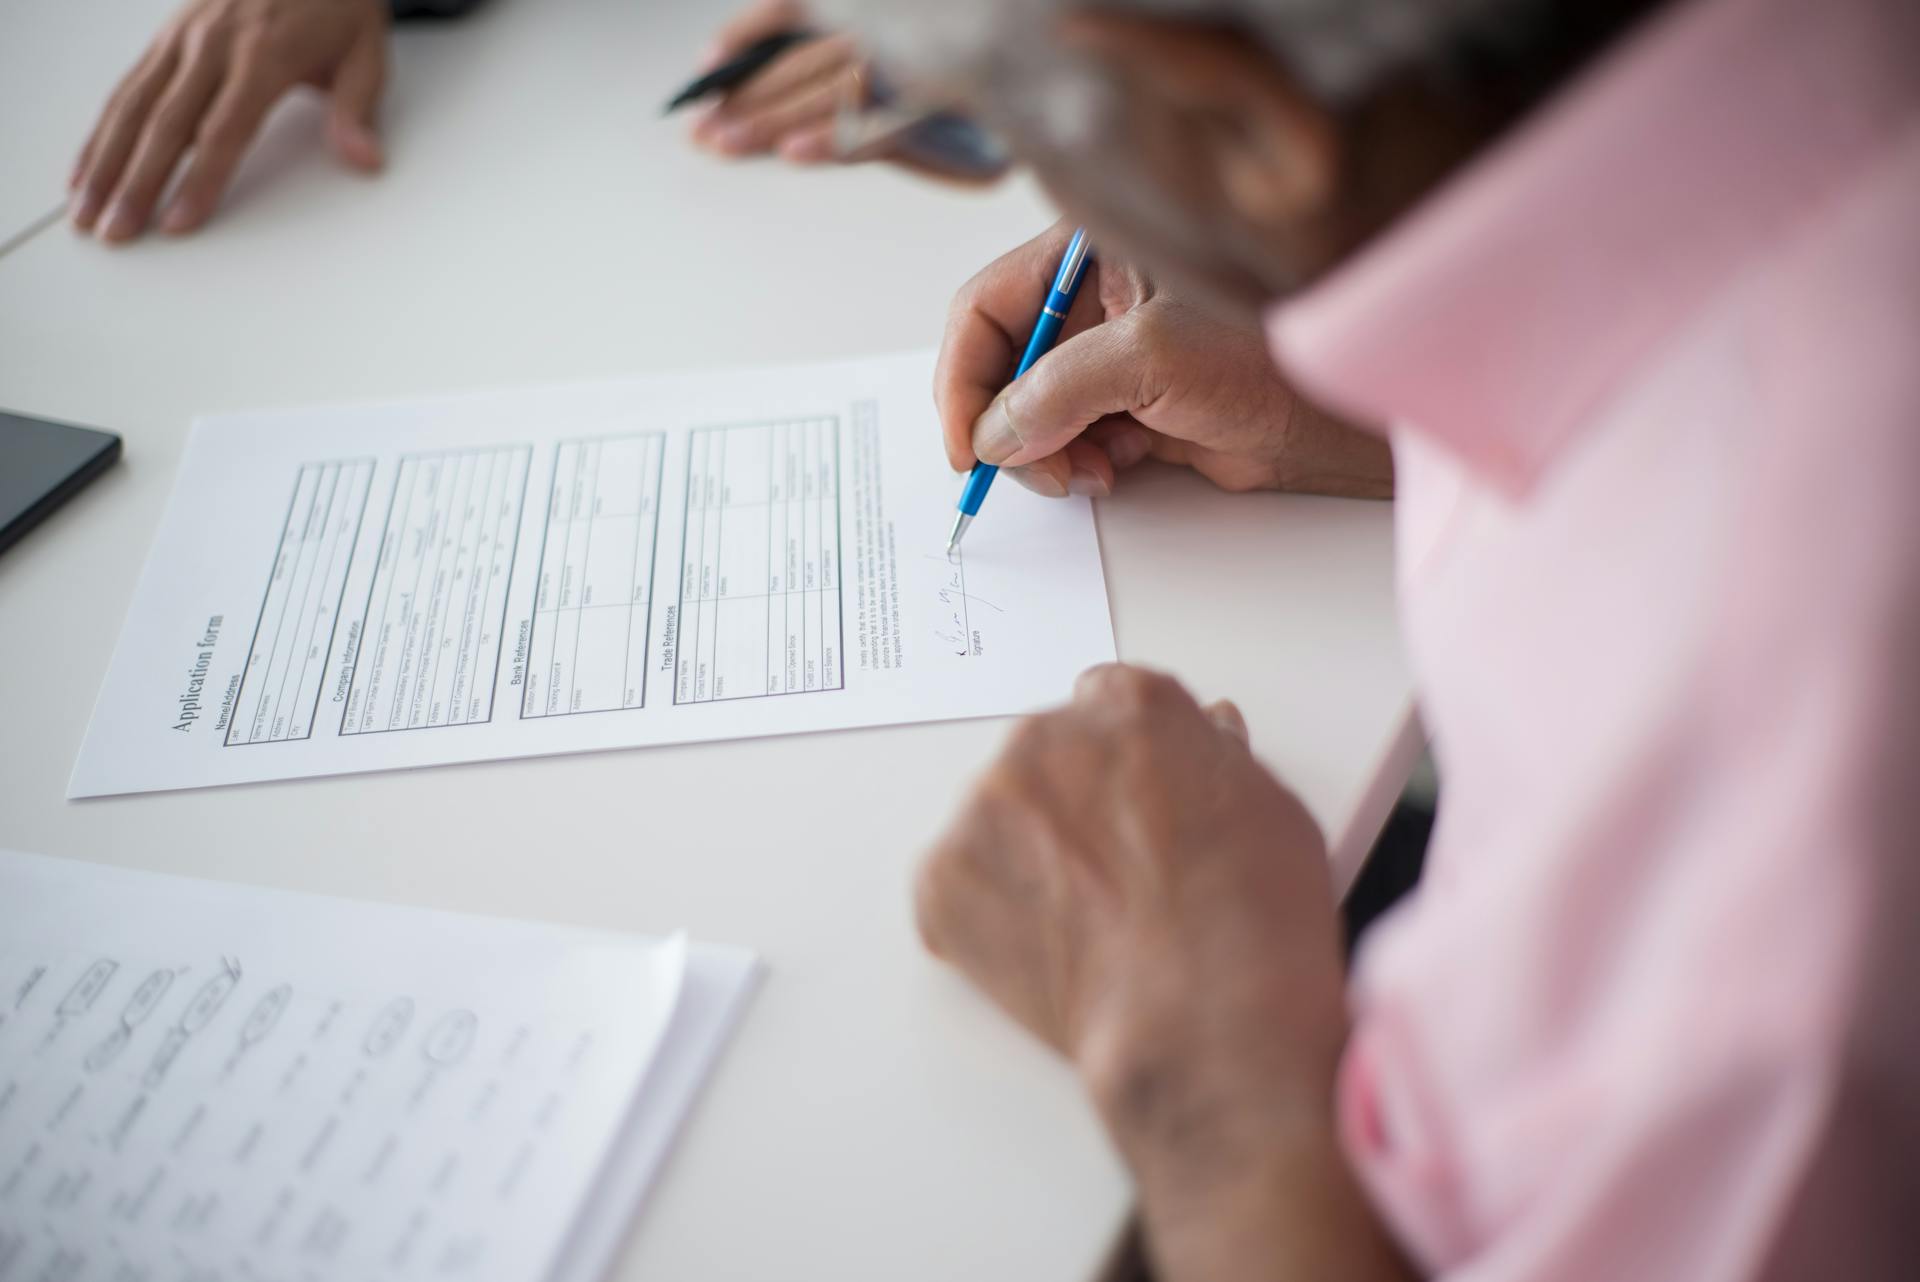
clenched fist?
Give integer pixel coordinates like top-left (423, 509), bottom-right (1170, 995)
top-left (917, 664), bottom-right (1349, 1134)
top-left (916, 665), bottom-right (1407, 1282)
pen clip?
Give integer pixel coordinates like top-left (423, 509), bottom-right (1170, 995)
top-left (1051, 231), bottom-right (1092, 295)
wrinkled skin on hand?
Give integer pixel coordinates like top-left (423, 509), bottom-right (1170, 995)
top-left (934, 221), bottom-right (1393, 500)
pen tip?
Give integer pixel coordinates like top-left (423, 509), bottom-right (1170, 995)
top-left (945, 512), bottom-right (971, 558)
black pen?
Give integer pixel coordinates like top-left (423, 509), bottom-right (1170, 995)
top-left (664, 30), bottom-right (813, 114)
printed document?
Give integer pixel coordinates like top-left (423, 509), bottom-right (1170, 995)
top-left (70, 351), bottom-right (1115, 796)
top-left (0, 848), bottom-right (758, 1281)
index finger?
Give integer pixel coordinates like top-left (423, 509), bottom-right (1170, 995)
top-left (933, 222), bottom-right (1098, 473)
top-left (73, 39), bottom-right (171, 189)
top-left (71, 42), bottom-right (179, 228)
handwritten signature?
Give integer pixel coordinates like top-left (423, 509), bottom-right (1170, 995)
top-left (924, 553), bottom-right (1002, 656)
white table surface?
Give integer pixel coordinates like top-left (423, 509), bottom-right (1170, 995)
top-left (0, 1), bottom-right (1419, 1279)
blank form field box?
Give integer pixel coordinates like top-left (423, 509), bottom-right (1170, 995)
top-left (341, 446), bottom-right (531, 735)
top-left (226, 459), bottom-right (376, 746)
top-left (521, 433), bottom-right (667, 718)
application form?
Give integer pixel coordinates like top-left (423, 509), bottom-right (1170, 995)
top-left (0, 848), bottom-right (759, 1281)
top-left (70, 352), bottom-right (1115, 797)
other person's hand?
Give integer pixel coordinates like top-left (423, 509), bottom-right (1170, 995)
top-left (936, 221), bottom-right (1394, 499)
top-left (916, 665), bottom-right (1352, 1197)
top-left (690, 1), bottom-right (859, 165)
top-left (71, 0), bottom-right (389, 242)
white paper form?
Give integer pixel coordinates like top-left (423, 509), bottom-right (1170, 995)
top-left (70, 351), bottom-right (1115, 797)
top-left (0, 849), bottom-right (758, 1282)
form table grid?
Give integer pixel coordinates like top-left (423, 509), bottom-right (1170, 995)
top-left (340, 446), bottom-right (531, 736)
top-left (674, 418), bottom-right (843, 704)
top-left (521, 432), bottom-right (668, 719)
top-left (225, 458), bottom-right (376, 746)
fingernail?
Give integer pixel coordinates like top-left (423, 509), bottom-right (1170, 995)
top-left (1007, 467), bottom-right (1067, 499)
top-left (101, 201), bottom-right (135, 240)
top-left (350, 125), bottom-right (384, 169)
top-left (1103, 425), bottom-right (1152, 470)
top-left (971, 398), bottom-right (1021, 465)
top-left (718, 124), bottom-right (756, 153)
top-left (1067, 466), bottom-right (1110, 498)
top-left (160, 198), bottom-right (196, 234)
top-left (69, 188), bottom-right (101, 228)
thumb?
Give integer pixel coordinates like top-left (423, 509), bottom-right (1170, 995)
top-left (971, 317), bottom-right (1149, 469)
top-left (327, 26), bottom-right (387, 172)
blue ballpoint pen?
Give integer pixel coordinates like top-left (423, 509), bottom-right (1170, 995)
top-left (946, 227), bottom-right (1094, 555)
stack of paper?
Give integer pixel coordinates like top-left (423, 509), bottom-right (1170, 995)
top-left (0, 849), bottom-right (758, 1280)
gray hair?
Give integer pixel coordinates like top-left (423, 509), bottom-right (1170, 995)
top-left (820, 0), bottom-right (1557, 108)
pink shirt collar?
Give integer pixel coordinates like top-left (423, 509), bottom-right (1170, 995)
top-left (1268, 0), bottom-right (1920, 496)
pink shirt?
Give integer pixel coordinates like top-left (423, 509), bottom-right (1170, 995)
top-left (1269, 0), bottom-right (1920, 1275)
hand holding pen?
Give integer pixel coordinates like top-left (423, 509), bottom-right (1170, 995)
top-left (670, 4), bottom-right (1009, 181)
top-left (932, 224), bottom-right (1395, 515)
top-left (946, 228), bottom-right (1095, 553)
top-left (675, 1), bottom-right (858, 164)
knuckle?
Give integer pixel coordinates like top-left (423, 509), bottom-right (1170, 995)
top-left (1111, 673), bottom-right (1161, 715)
top-left (1121, 302), bottom-right (1166, 350)
top-left (994, 392), bottom-right (1031, 451)
top-left (1085, 663), bottom-right (1146, 706)
top-left (1085, 664), bottom-right (1180, 717)
top-left (1116, 311), bottom-right (1170, 390)
top-left (1133, 669), bottom-right (1189, 714)
top-left (179, 17), bottom-right (227, 61)
top-left (949, 272), bottom-right (991, 323)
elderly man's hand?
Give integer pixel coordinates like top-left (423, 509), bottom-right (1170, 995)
top-left (916, 664), bottom-right (1350, 1163)
top-left (936, 221), bottom-right (1393, 499)
top-left (917, 665), bottom-right (1403, 1278)
top-left (71, 0), bottom-right (388, 242)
